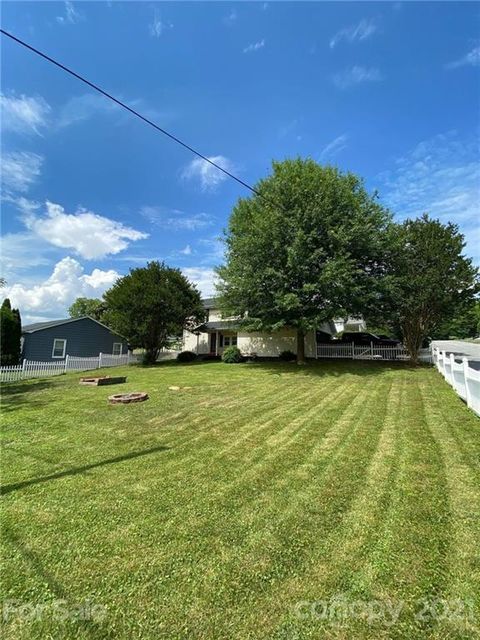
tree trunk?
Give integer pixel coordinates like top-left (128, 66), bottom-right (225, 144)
top-left (402, 320), bottom-right (423, 365)
top-left (297, 328), bottom-right (306, 365)
top-left (145, 347), bottom-right (159, 364)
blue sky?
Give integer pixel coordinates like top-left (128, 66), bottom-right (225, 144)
top-left (1, 1), bottom-right (479, 323)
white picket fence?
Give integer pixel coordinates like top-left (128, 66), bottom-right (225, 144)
top-left (316, 342), bottom-right (416, 361)
top-left (0, 352), bottom-right (142, 384)
top-left (432, 347), bottom-right (480, 417)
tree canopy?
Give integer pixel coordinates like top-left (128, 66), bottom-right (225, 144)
top-left (103, 261), bottom-right (204, 363)
top-left (1, 298), bottom-right (22, 366)
top-left (68, 297), bottom-right (106, 322)
top-left (217, 158), bottom-right (391, 362)
top-left (371, 215), bottom-right (479, 360)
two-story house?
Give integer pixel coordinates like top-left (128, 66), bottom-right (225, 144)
top-left (183, 298), bottom-right (337, 358)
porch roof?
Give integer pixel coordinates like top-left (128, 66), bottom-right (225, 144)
top-left (193, 320), bottom-right (239, 333)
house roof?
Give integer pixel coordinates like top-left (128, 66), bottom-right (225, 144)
top-left (193, 320), bottom-right (239, 332)
top-left (22, 316), bottom-right (126, 339)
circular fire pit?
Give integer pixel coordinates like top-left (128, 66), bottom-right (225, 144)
top-left (108, 392), bottom-right (149, 405)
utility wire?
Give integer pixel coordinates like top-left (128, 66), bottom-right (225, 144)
top-left (1, 28), bottom-right (268, 201)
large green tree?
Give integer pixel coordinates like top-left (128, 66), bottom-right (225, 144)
top-left (103, 261), bottom-right (204, 363)
top-left (68, 297), bottom-right (106, 322)
top-left (372, 215), bottom-right (479, 361)
top-left (1, 298), bottom-right (22, 365)
top-left (433, 299), bottom-right (480, 340)
top-left (217, 159), bottom-right (391, 363)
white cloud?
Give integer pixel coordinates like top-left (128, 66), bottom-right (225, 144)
top-left (333, 66), bottom-right (383, 89)
top-left (140, 206), bottom-right (214, 230)
top-left (319, 134), bottom-right (348, 161)
top-left (1, 151), bottom-right (43, 192)
top-left (4, 257), bottom-right (120, 322)
top-left (446, 45), bottom-right (480, 69)
top-left (329, 19), bottom-right (377, 49)
top-left (377, 131), bottom-right (480, 264)
top-left (181, 155), bottom-right (235, 191)
top-left (56, 93), bottom-right (165, 129)
top-left (56, 1), bottom-right (83, 24)
top-left (0, 92), bottom-right (51, 135)
top-left (57, 93), bottom-right (118, 128)
top-left (223, 9), bottom-right (237, 26)
top-left (181, 267), bottom-right (217, 297)
top-left (149, 9), bottom-right (173, 37)
top-left (243, 39), bottom-right (265, 54)
top-left (180, 244), bottom-right (192, 255)
top-left (23, 201), bottom-right (148, 259)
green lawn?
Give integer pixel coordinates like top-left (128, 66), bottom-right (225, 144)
top-left (1, 360), bottom-right (479, 639)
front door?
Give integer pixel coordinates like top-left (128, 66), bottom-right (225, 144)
top-left (210, 333), bottom-right (217, 354)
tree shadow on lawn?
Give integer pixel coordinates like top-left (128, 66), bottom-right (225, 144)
top-left (246, 359), bottom-right (430, 378)
top-left (1, 379), bottom-right (56, 413)
top-left (1, 444), bottom-right (170, 496)
top-left (3, 523), bottom-right (116, 639)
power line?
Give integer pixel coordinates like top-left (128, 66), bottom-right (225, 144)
top-left (0, 28), bottom-right (266, 199)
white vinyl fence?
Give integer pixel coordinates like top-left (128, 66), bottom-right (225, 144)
top-left (0, 352), bottom-right (142, 384)
top-left (316, 342), bottom-right (425, 361)
top-left (432, 347), bottom-right (480, 417)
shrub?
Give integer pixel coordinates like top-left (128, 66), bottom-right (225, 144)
top-left (279, 350), bottom-right (296, 362)
top-left (222, 346), bottom-right (242, 363)
top-left (177, 350), bottom-right (197, 363)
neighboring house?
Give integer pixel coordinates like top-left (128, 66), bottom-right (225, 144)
top-left (183, 298), bottom-right (337, 358)
top-left (21, 316), bottom-right (129, 362)
top-left (333, 316), bottom-right (367, 334)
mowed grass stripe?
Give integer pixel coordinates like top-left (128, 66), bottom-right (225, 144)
top-left (419, 376), bottom-right (480, 638)
top-left (180, 376), bottom-right (390, 637)
top-left (1, 361), bottom-right (478, 640)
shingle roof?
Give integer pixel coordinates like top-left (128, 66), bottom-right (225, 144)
top-left (193, 320), bottom-right (239, 332)
top-left (22, 315), bottom-right (126, 338)
top-left (22, 318), bottom-right (75, 333)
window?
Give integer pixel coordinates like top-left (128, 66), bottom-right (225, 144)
top-left (221, 334), bottom-right (237, 347)
top-left (52, 338), bottom-right (67, 358)
top-left (112, 343), bottom-right (122, 356)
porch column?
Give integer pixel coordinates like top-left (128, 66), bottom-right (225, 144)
top-left (196, 333), bottom-right (199, 354)
top-left (216, 331), bottom-right (219, 356)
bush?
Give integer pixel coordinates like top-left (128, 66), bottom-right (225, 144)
top-left (221, 346), bottom-right (242, 363)
top-left (279, 350), bottom-right (296, 362)
top-left (177, 350), bottom-right (197, 363)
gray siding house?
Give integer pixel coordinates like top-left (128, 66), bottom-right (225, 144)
top-left (21, 317), bottom-right (129, 362)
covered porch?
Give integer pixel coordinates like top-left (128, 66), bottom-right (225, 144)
top-left (191, 320), bottom-right (239, 356)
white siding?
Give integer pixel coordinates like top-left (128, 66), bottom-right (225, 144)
top-left (183, 319), bottom-right (334, 358)
top-left (183, 330), bottom-right (210, 354)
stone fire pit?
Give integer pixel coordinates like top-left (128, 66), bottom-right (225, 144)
top-left (108, 392), bottom-right (149, 404)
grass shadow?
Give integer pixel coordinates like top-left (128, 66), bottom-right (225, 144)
top-left (1, 379), bottom-right (56, 413)
top-left (3, 523), bottom-right (115, 639)
top-left (246, 358), bottom-right (429, 378)
top-left (1, 444), bottom-right (170, 496)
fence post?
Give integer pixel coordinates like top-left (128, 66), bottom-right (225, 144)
top-left (370, 341), bottom-right (374, 358)
top-left (64, 354), bottom-right (69, 373)
top-left (463, 357), bottom-right (472, 409)
top-left (98, 352), bottom-right (103, 369)
top-left (22, 358), bottom-right (27, 380)
top-left (351, 342), bottom-right (355, 360)
top-left (127, 351), bottom-right (131, 365)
